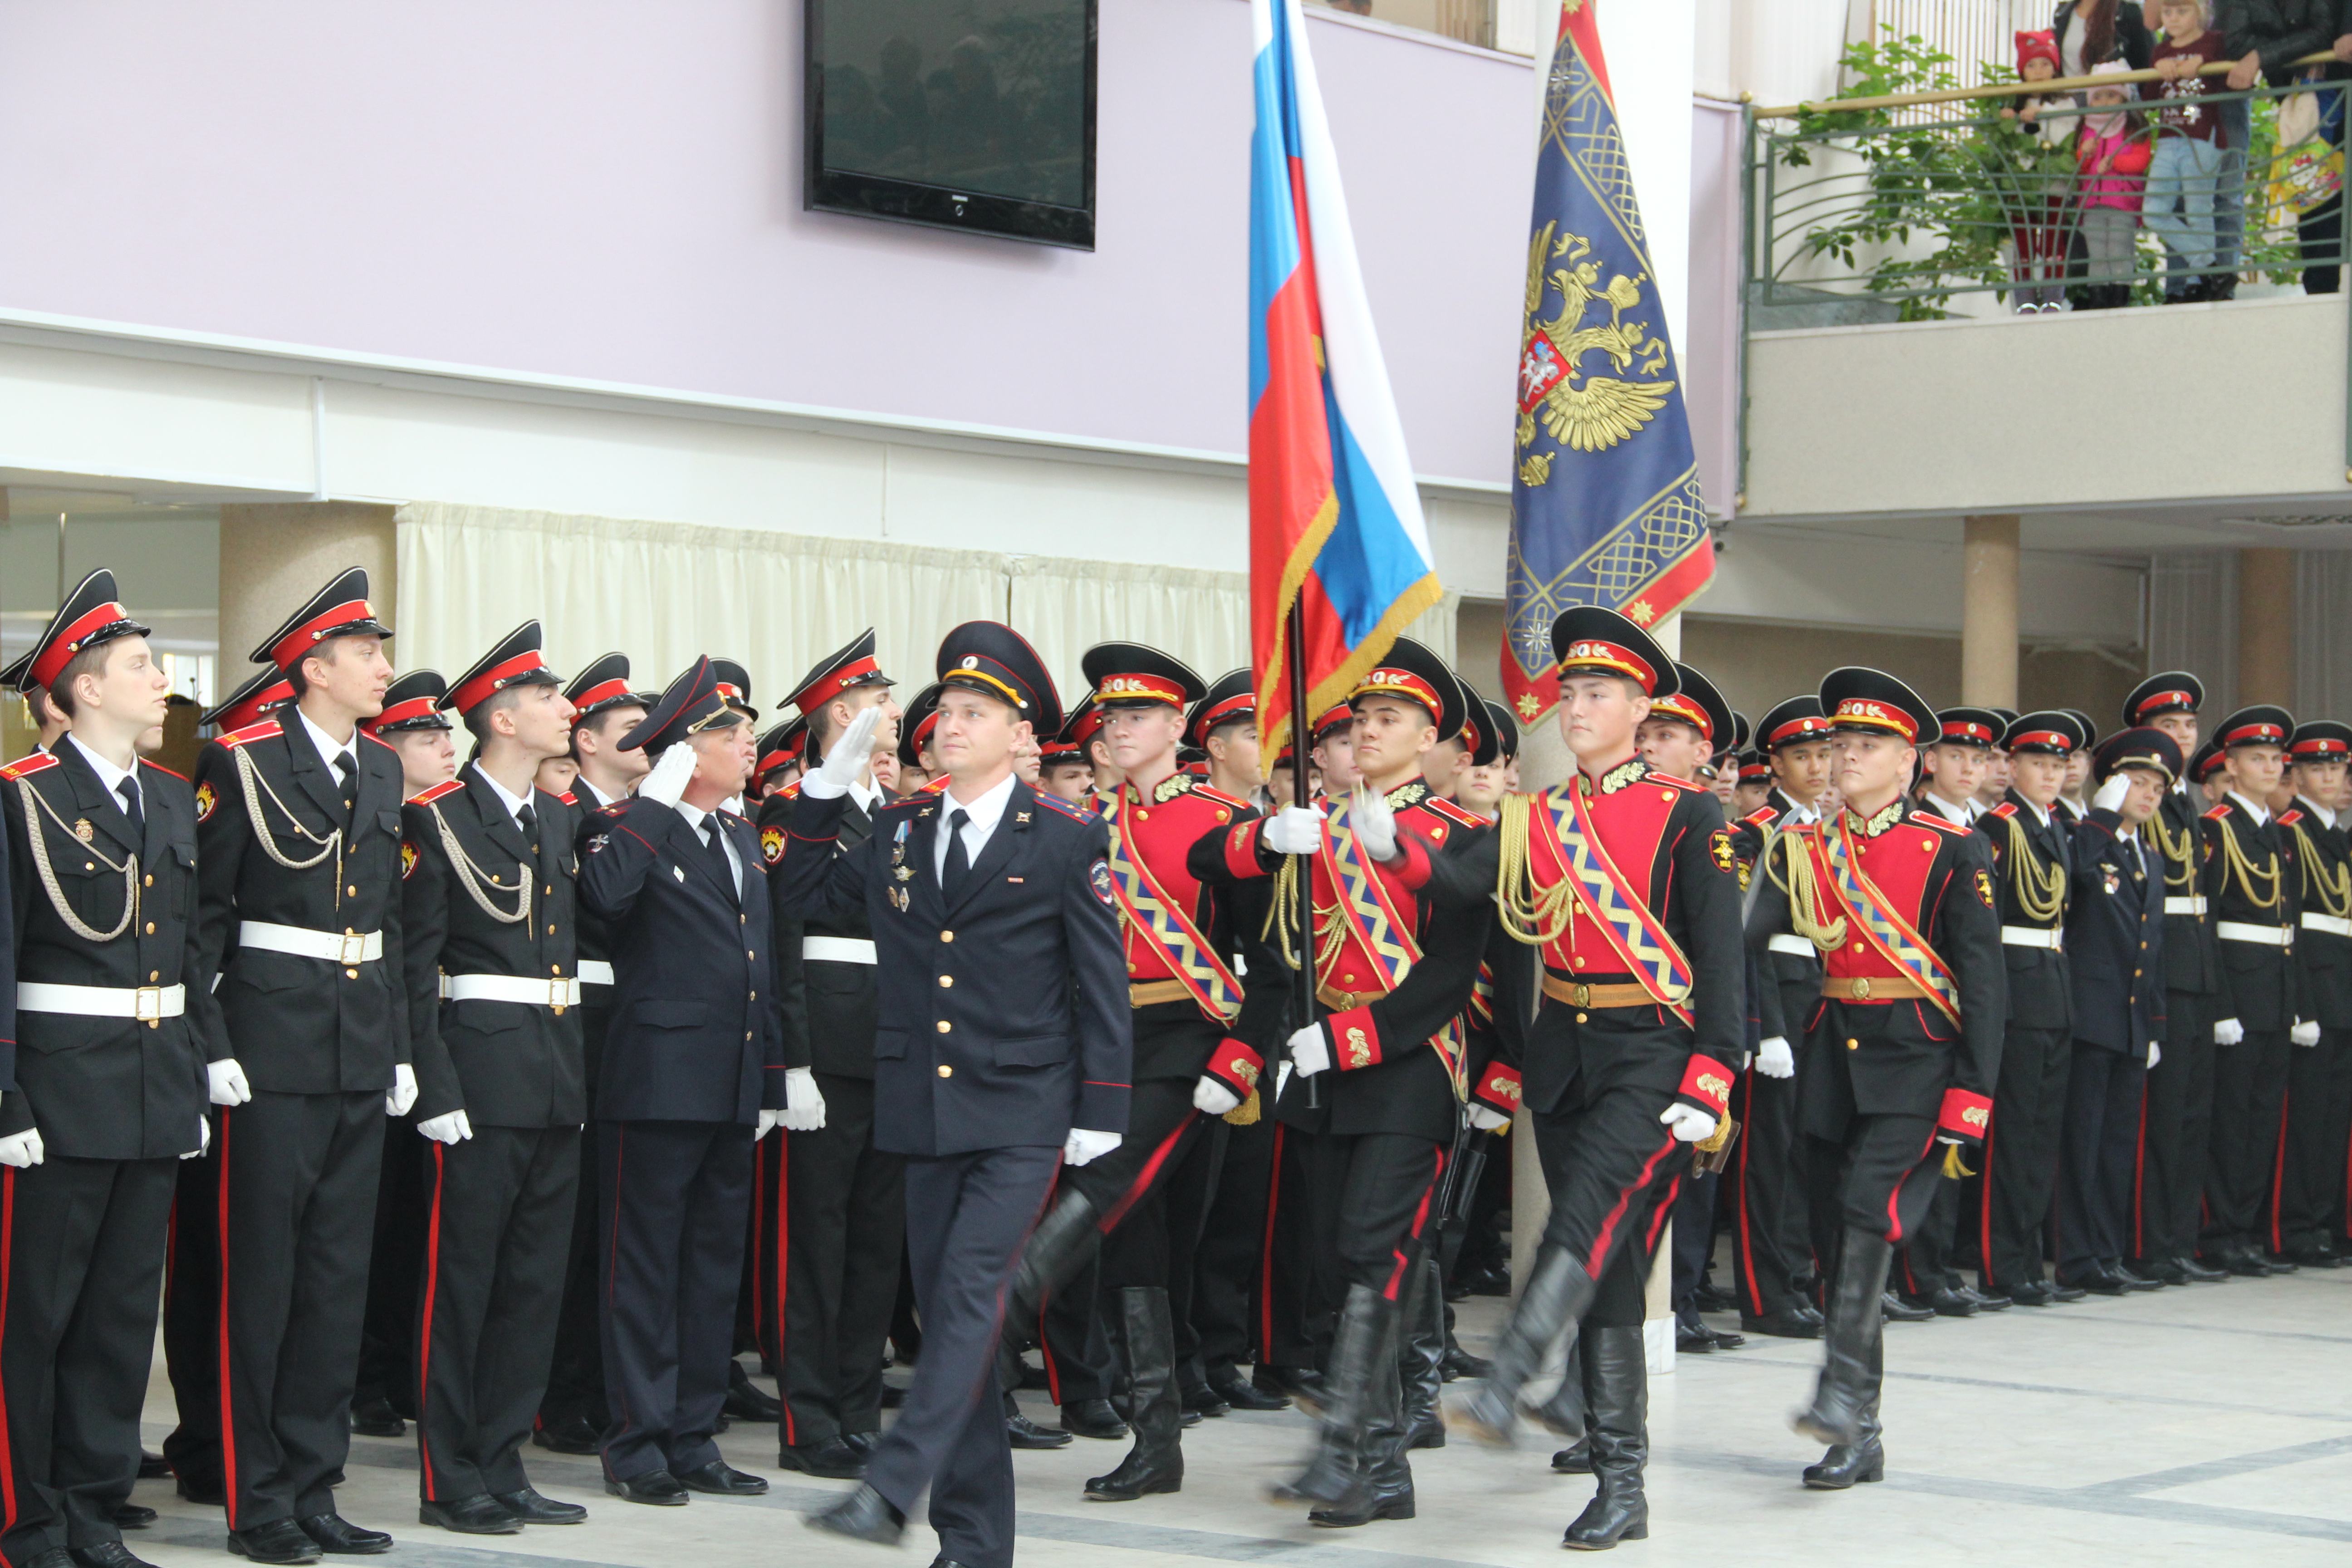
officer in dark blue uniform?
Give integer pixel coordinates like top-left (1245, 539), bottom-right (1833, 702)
top-left (2053, 727), bottom-right (2179, 1294)
top-left (791, 622), bottom-right (1130, 1568)
top-left (575, 658), bottom-right (789, 1505)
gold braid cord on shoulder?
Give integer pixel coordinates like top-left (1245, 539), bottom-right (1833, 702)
top-left (15, 778), bottom-right (137, 943)
top-left (2002, 814), bottom-right (2067, 925)
top-left (2147, 805), bottom-right (2196, 890)
top-left (2218, 814), bottom-right (2282, 909)
top-left (1494, 792), bottom-right (1576, 948)
top-left (1773, 826), bottom-right (1847, 951)
top-left (2293, 822), bottom-right (2352, 919)
top-left (429, 804), bottom-right (532, 926)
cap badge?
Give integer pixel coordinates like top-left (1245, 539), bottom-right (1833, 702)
top-left (960, 656), bottom-right (979, 670)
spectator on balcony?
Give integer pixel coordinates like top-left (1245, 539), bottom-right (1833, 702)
top-left (2218, 0), bottom-right (2352, 294)
top-left (2074, 63), bottom-right (2155, 306)
top-left (2055, 1), bottom-right (2158, 79)
top-left (2005, 32), bottom-right (2079, 312)
top-left (2145, 0), bottom-right (2235, 300)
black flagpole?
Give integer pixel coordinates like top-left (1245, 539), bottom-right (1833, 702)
top-left (1287, 598), bottom-right (1318, 1109)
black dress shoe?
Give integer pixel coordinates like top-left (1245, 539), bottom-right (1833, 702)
top-left (841, 1430), bottom-right (879, 1455)
top-left (419, 1496), bottom-right (519, 1535)
top-left (1691, 1281), bottom-right (1737, 1313)
top-left (723, 1362), bottom-right (782, 1422)
top-left (604, 1470), bottom-right (689, 1507)
top-left (2046, 1280), bottom-right (2087, 1302)
top-left (2291, 1246), bottom-right (2343, 1269)
top-left (1739, 1309), bottom-right (1821, 1339)
top-left (347, 1398), bottom-right (405, 1439)
top-left (1439, 1348), bottom-right (1491, 1380)
top-left (1881, 1291), bottom-right (1935, 1323)
top-left (676, 1461), bottom-right (767, 1496)
top-left (1209, 1367), bottom-right (1289, 1410)
top-left (1791, 1301), bottom-right (1827, 1330)
top-left (227, 1520), bottom-right (323, 1564)
top-left (2108, 1264), bottom-right (2161, 1293)
top-left (2262, 1253), bottom-right (2300, 1274)
top-left (293, 1515), bottom-right (390, 1556)
top-left (805, 1484), bottom-right (903, 1545)
top-left (1926, 1286), bottom-right (1978, 1317)
top-left (533, 1416), bottom-right (602, 1455)
top-left (1179, 1371), bottom-right (1229, 1418)
top-left (493, 1489), bottom-right (586, 1524)
top-left (68, 1544), bottom-right (160, 1568)
top-left (137, 1451), bottom-right (171, 1481)
top-left (2223, 1249), bottom-right (2273, 1277)
top-left (2005, 1280), bottom-right (2052, 1306)
top-left (2175, 1254), bottom-right (2226, 1283)
top-left (1060, 1399), bottom-right (1127, 1440)
top-left (1674, 1306), bottom-right (1716, 1353)
top-left (2061, 1270), bottom-right (2122, 1297)
top-left (24, 1548), bottom-right (73, 1568)
top-left (110, 1504), bottom-right (157, 1529)
top-left (2137, 1258), bottom-right (2190, 1286)
top-left (1960, 1285), bottom-right (2011, 1311)
top-left (780, 1435), bottom-right (867, 1480)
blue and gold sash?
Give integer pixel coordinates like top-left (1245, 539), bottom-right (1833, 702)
top-left (1103, 789), bottom-right (1243, 1023)
top-left (1528, 785), bottom-right (1695, 1026)
top-left (1316, 796), bottom-right (1466, 1098)
top-left (1813, 817), bottom-right (1962, 1026)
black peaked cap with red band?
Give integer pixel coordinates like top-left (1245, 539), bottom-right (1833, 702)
top-left (1989, 706), bottom-right (2020, 734)
top-left (788, 628), bottom-right (893, 717)
top-left (937, 621), bottom-right (1061, 736)
top-left (1082, 642), bottom-right (1206, 713)
top-left (202, 666), bottom-right (295, 732)
top-left (368, 670), bottom-right (451, 734)
top-left (1484, 698), bottom-right (1522, 762)
top-left (2215, 704), bottom-right (2294, 751)
top-left (22, 568), bottom-right (150, 694)
top-left (897, 683), bottom-right (943, 770)
top-left (1736, 750), bottom-right (1770, 783)
top-left (1818, 667), bottom-right (1936, 746)
top-left (755, 715), bottom-right (808, 784)
top-left (2002, 710), bottom-right (2086, 757)
top-left (1452, 669), bottom-right (1499, 765)
top-left (1758, 695), bottom-right (1832, 752)
top-left (1650, 661), bottom-right (1732, 752)
top-left (2189, 739), bottom-right (2226, 782)
top-left (1186, 668), bottom-right (1255, 748)
top-left (1933, 706), bottom-right (2004, 751)
top-left (621, 657), bottom-right (745, 753)
top-left (2288, 719), bottom-right (2352, 761)
top-left (1727, 710), bottom-right (1752, 754)
top-left (251, 567), bottom-right (392, 671)
top-left (1351, 635), bottom-right (1467, 740)
top-left (2123, 670), bottom-right (2204, 728)
top-left (2092, 726), bottom-right (2183, 784)
top-left (709, 658), bottom-right (757, 720)
top-left (1550, 605), bottom-right (1680, 700)
top-left (444, 621), bottom-right (562, 715)
top-left (2062, 709), bottom-right (2098, 749)
top-left (566, 652), bottom-right (657, 720)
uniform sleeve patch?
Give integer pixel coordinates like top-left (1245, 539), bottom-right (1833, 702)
top-left (194, 779), bottom-right (218, 821)
top-left (1089, 858), bottom-right (1116, 908)
top-left (1709, 827), bottom-right (1735, 875)
top-left (1974, 867), bottom-right (1996, 910)
top-left (400, 840), bottom-right (419, 879)
top-left (760, 825), bottom-right (785, 865)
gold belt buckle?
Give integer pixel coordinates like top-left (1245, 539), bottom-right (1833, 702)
top-left (338, 931), bottom-right (370, 965)
top-left (1849, 977), bottom-right (1872, 1000)
top-left (134, 985), bottom-right (163, 1026)
top-left (1570, 982), bottom-right (1592, 1007)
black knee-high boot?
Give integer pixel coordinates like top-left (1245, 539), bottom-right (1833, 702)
top-left (1802, 1264), bottom-right (1885, 1488)
top-left (1308, 1328), bottom-right (1413, 1526)
top-left (1561, 1327), bottom-right (1648, 1549)
top-left (1085, 1288), bottom-right (1182, 1500)
top-left (998, 1190), bottom-right (1102, 1388)
top-left (1269, 1284), bottom-right (1396, 1507)
top-left (1446, 1245), bottom-right (1595, 1446)
top-left (1793, 1226), bottom-right (1891, 1450)
top-left (1544, 1334), bottom-right (1590, 1473)
top-left (1398, 1254), bottom-right (1446, 1450)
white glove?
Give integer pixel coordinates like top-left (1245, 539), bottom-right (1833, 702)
top-left (1659, 1103), bottom-right (1718, 1143)
top-left (0, 1129), bottom-right (41, 1168)
top-left (2147, 1040), bottom-right (2162, 1069)
top-left (1288, 1022), bottom-right (1332, 1078)
top-left (1349, 784), bottom-right (1397, 863)
top-left (755, 1109), bottom-right (780, 1141)
top-left (1193, 1076), bottom-right (1243, 1116)
top-left (2293, 1019), bottom-right (2322, 1046)
top-left (780, 1067), bottom-right (827, 1131)
top-left (1063, 1129), bottom-right (1122, 1167)
top-left (799, 706), bottom-right (883, 800)
top-left (416, 1110), bottom-right (473, 1144)
top-left (386, 1062), bottom-right (417, 1118)
top-left (1757, 1036), bottom-right (1796, 1079)
top-left (208, 1059), bottom-right (253, 1106)
top-left (2092, 772), bottom-right (2133, 813)
top-left (2215, 1017), bottom-right (2245, 1046)
top-left (640, 739), bottom-right (700, 808)
top-left (1467, 1104), bottom-right (1511, 1132)
top-left (183, 1117), bottom-right (211, 1161)
top-left (1263, 805), bottom-right (1326, 856)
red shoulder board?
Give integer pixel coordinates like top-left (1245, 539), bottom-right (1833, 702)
top-left (1031, 791), bottom-right (1095, 823)
top-left (1194, 784), bottom-right (1249, 810)
top-left (777, 780), bottom-right (803, 801)
top-left (2279, 808), bottom-right (2305, 826)
top-left (599, 800), bottom-right (627, 817)
top-left (1741, 806), bottom-right (1778, 827)
top-left (217, 720), bottom-right (282, 749)
top-left (558, 790), bottom-right (577, 806)
top-left (409, 779), bottom-right (464, 806)
top-left (921, 776), bottom-right (951, 795)
top-left (2203, 804), bottom-right (2231, 820)
top-left (1424, 795), bottom-right (1484, 828)
top-left (0, 752), bottom-right (59, 781)
top-left (1989, 802), bottom-right (2019, 820)
top-left (139, 759), bottom-right (188, 782)
top-left (1650, 772), bottom-right (1705, 792)
top-left (361, 730), bottom-right (395, 750)
top-left (1911, 812), bottom-right (1969, 836)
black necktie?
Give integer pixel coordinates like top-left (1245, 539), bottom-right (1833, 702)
top-left (117, 777), bottom-right (144, 842)
top-left (515, 803), bottom-right (537, 846)
top-left (703, 818), bottom-right (736, 900)
top-left (943, 808), bottom-right (972, 904)
top-left (333, 753), bottom-right (356, 818)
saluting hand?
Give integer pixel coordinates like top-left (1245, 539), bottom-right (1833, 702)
top-left (804, 706), bottom-right (884, 799)
top-left (640, 739), bottom-right (700, 808)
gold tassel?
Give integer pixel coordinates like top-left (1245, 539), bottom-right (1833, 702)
top-left (1942, 1142), bottom-right (1974, 1180)
top-left (1224, 1088), bottom-right (1261, 1126)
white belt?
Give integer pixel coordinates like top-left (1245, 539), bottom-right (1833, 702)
top-left (2163, 895), bottom-right (2207, 917)
top-left (440, 974), bottom-right (583, 1008)
top-left (2001, 926), bottom-right (2063, 951)
top-left (2302, 912), bottom-right (2352, 940)
top-left (238, 921), bottom-right (382, 965)
top-left (803, 936), bottom-right (877, 965)
top-left (1767, 934), bottom-right (1818, 958)
top-left (17, 981), bottom-right (185, 1021)
top-left (576, 960), bottom-right (614, 988)
top-left (2218, 921), bottom-right (2294, 947)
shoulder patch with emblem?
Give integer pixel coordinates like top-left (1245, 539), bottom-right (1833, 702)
top-left (1709, 826), bottom-right (1735, 875)
top-left (1034, 791), bottom-right (1098, 824)
top-left (194, 779), bottom-right (218, 821)
top-left (1089, 858), bottom-right (1116, 908)
top-left (1974, 867), bottom-right (1997, 910)
top-left (1911, 812), bottom-right (1969, 835)
top-left (401, 840), bottom-right (420, 879)
top-left (1425, 796), bottom-right (1485, 828)
top-left (761, 825), bottom-right (785, 865)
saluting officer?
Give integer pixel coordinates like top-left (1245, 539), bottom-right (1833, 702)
top-left (397, 623), bottom-right (589, 1533)
top-left (190, 568), bottom-right (410, 1564)
top-left (1747, 669), bottom-right (2003, 1493)
top-left (0, 573), bottom-right (211, 1568)
top-left (791, 623), bottom-right (1130, 1568)
top-left (574, 658), bottom-right (787, 1505)
top-left (2269, 720), bottom-right (2352, 1267)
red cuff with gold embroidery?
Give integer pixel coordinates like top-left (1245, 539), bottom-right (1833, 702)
top-left (1226, 819), bottom-right (1272, 880)
top-left (1938, 1086), bottom-right (1992, 1145)
top-left (1202, 1039), bottom-right (1265, 1100)
top-left (1676, 1053), bottom-right (1734, 1117)
top-left (1473, 1061), bottom-right (1522, 1115)
top-left (1323, 1007), bottom-right (1384, 1070)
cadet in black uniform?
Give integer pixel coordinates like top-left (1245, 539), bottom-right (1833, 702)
top-left (1974, 711), bottom-right (2086, 1307)
top-left (397, 624), bottom-right (590, 1534)
top-left (575, 659), bottom-right (787, 1505)
top-left (2118, 674), bottom-right (2226, 1284)
top-left (794, 623), bottom-right (1130, 1568)
top-left (2200, 706), bottom-right (2303, 1275)
top-left (0, 573), bottom-right (210, 1568)
top-left (2053, 728), bottom-right (2178, 1292)
top-left (755, 631), bottom-right (905, 1481)
top-left (191, 569), bottom-right (411, 1564)
top-left (2270, 720), bottom-right (2352, 1266)
top-left (1747, 669), bottom-right (2003, 1492)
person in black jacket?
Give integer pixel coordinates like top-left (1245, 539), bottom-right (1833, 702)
top-left (2054, 728), bottom-right (2178, 1293)
top-left (397, 622), bottom-right (589, 1534)
top-left (2217, 0), bottom-right (2352, 293)
top-left (0, 573), bottom-right (210, 1568)
top-left (2269, 720), bottom-right (2352, 1264)
top-left (576, 658), bottom-right (792, 1506)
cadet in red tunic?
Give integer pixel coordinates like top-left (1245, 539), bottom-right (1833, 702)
top-left (1745, 668), bottom-right (2004, 1492)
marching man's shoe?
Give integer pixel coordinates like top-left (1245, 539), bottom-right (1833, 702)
top-left (603, 1470), bottom-right (688, 1507)
top-left (805, 1484), bottom-right (905, 1545)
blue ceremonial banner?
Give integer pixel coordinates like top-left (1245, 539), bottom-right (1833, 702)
top-left (1501, 2), bottom-right (1712, 727)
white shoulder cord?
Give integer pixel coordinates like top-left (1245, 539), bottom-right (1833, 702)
top-left (429, 803), bottom-right (531, 925)
top-left (15, 778), bottom-right (137, 943)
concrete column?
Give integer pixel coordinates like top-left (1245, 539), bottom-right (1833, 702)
top-left (2236, 549), bottom-right (2297, 708)
top-left (1960, 515), bottom-right (2019, 710)
top-left (217, 504), bottom-right (398, 671)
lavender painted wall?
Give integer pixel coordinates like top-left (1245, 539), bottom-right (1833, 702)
top-left (0, 1), bottom-right (1538, 480)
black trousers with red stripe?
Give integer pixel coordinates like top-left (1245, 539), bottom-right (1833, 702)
top-left (1726, 1063), bottom-right (1808, 1317)
top-left (353, 1112), bottom-right (426, 1418)
top-left (413, 1124), bottom-right (578, 1503)
top-left (2134, 989), bottom-right (2215, 1265)
top-left (214, 1091), bottom-right (385, 1530)
top-left (2272, 1027), bottom-right (2352, 1256)
top-left (0, 1156), bottom-right (177, 1562)
top-left (1188, 1110), bottom-right (1274, 1372)
top-left (539, 1001), bottom-right (611, 1434)
top-left (2055, 1041), bottom-right (2144, 1278)
top-left (1307, 1132), bottom-right (1448, 1304)
top-left (1804, 1115), bottom-right (1945, 1258)
top-left (1257, 1120), bottom-right (1320, 1374)
top-left (1527, 1083), bottom-right (1686, 1287)
top-left (1979, 1024), bottom-right (2072, 1293)
top-left (161, 1135), bottom-right (225, 1495)
top-left (2204, 1029), bottom-right (2292, 1252)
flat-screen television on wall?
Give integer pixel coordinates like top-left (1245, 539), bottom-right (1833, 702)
top-left (804, 0), bottom-right (1098, 250)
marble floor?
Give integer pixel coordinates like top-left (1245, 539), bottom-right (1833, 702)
top-left (124, 1264), bottom-right (2352, 1568)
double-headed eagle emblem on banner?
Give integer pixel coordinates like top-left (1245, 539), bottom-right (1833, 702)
top-left (1514, 222), bottom-right (1676, 488)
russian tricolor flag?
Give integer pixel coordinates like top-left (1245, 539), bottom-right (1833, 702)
top-left (1248, 0), bottom-right (1443, 756)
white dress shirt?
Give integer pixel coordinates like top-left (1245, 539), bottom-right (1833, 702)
top-left (65, 732), bottom-right (139, 816)
top-left (297, 707), bottom-right (360, 780)
top-left (674, 799), bottom-right (743, 897)
top-left (577, 776), bottom-right (619, 810)
top-left (2227, 790), bottom-right (2271, 827)
top-left (472, 767), bottom-right (534, 829)
top-left (935, 772), bottom-right (1019, 885)
top-left (2298, 796), bottom-right (2337, 830)
top-left (1921, 791), bottom-right (1973, 827)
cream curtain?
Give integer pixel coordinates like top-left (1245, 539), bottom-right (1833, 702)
top-left (395, 502), bottom-right (1460, 718)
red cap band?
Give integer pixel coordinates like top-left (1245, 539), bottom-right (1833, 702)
top-left (1768, 714), bottom-right (1833, 746)
top-left (2009, 729), bottom-right (2071, 752)
top-left (2224, 722), bottom-right (2286, 747)
top-left (30, 601), bottom-right (132, 690)
top-left (1095, 673), bottom-right (1186, 708)
top-left (450, 650), bottom-right (551, 715)
top-left (2132, 688), bottom-right (2195, 719)
top-left (364, 695), bottom-right (439, 733)
top-left (1832, 697), bottom-right (1919, 742)
top-left (1192, 692), bottom-right (1254, 740)
top-left (571, 677), bottom-right (632, 711)
top-left (2291, 737), bottom-right (2349, 758)
top-left (1649, 694), bottom-right (1713, 742)
top-left (1353, 666), bottom-right (1443, 715)
top-left (269, 599), bottom-right (377, 673)
top-left (1940, 720), bottom-right (1994, 744)
top-left (792, 654), bottom-right (882, 716)
top-left (1557, 638), bottom-right (1658, 693)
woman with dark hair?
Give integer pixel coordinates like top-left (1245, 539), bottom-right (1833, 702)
top-left (2056, 0), bottom-right (2159, 74)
